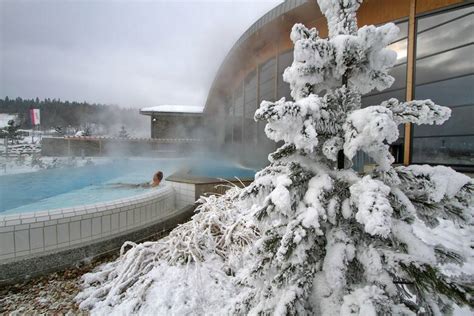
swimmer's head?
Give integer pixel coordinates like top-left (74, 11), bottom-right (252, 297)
top-left (152, 171), bottom-right (163, 186)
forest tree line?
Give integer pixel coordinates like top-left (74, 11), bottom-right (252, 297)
top-left (0, 97), bottom-right (149, 136)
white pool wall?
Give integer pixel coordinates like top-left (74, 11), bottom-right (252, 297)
top-left (168, 181), bottom-right (196, 210)
top-left (0, 184), bottom-right (176, 263)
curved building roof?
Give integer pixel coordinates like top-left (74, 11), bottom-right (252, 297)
top-left (204, 0), bottom-right (319, 114)
top-left (203, 0), bottom-right (464, 116)
top-left (230, 0), bottom-right (308, 53)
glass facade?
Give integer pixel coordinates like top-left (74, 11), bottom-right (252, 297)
top-left (224, 97), bottom-right (233, 145)
top-left (223, 52), bottom-right (291, 151)
top-left (220, 4), bottom-right (473, 170)
top-left (354, 21), bottom-right (408, 171)
top-left (233, 82), bottom-right (243, 144)
top-left (244, 70), bottom-right (258, 145)
top-left (258, 57), bottom-right (277, 145)
top-left (412, 5), bottom-right (474, 166)
top-left (277, 50), bottom-right (293, 100)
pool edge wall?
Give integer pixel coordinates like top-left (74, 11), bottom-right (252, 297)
top-left (166, 172), bottom-right (253, 209)
top-left (0, 186), bottom-right (195, 285)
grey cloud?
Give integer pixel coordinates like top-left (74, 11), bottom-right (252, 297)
top-left (0, 0), bottom-right (282, 108)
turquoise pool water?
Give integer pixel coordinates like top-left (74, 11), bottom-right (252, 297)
top-left (0, 158), bottom-right (255, 215)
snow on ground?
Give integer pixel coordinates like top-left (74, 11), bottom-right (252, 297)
top-left (78, 260), bottom-right (236, 315)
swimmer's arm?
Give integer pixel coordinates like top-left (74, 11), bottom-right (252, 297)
top-left (106, 183), bottom-right (141, 188)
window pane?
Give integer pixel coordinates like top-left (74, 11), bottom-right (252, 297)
top-left (234, 83), bottom-right (243, 116)
top-left (244, 70), bottom-right (257, 119)
top-left (392, 21), bottom-right (408, 42)
top-left (417, 6), bottom-right (473, 31)
top-left (233, 83), bottom-right (243, 143)
top-left (259, 80), bottom-right (275, 103)
top-left (388, 38), bottom-right (408, 65)
top-left (259, 57), bottom-right (276, 104)
top-left (362, 89), bottom-right (406, 107)
top-left (413, 5), bottom-right (474, 166)
top-left (415, 74), bottom-right (474, 107)
top-left (277, 50), bottom-right (293, 100)
top-left (413, 105), bottom-right (474, 137)
top-left (358, 86), bottom-right (405, 170)
top-left (386, 62), bottom-right (407, 91)
top-left (412, 135), bottom-right (474, 165)
top-left (244, 70), bottom-right (257, 146)
top-left (366, 21), bottom-right (407, 97)
top-left (416, 6), bottom-right (473, 58)
top-left (225, 101), bottom-right (233, 144)
top-left (415, 45), bottom-right (474, 85)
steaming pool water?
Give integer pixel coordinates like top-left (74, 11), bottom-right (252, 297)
top-left (0, 158), bottom-right (256, 215)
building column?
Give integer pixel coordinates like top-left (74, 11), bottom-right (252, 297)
top-left (403, 0), bottom-right (417, 165)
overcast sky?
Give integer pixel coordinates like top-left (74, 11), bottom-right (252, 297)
top-left (0, 0), bottom-right (282, 108)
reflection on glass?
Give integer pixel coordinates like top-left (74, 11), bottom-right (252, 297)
top-left (362, 89), bottom-right (406, 107)
top-left (414, 106), bottom-right (474, 137)
top-left (413, 5), bottom-right (474, 166)
top-left (234, 84), bottom-right (243, 117)
top-left (415, 74), bottom-right (474, 106)
top-left (386, 63), bottom-right (407, 91)
top-left (365, 21), bottom-right (407, 97)
top-left (259, 57), bottom-right (276, 104)
top-left (233, 84), bottom-right (243, 143)
top-left (244, 70), bottom-right (258, 146)
top-left (244, 70), bottom-right (257, 119)
top-left (225, 102), bottom-right (234, 144)
top-left (388, 39), bottom-right (407, 64)
top-left (416, 7), bottom-right (473, 58)
top-left (417, 6), bottom-right (473, 33)
top-left (277, 50), bottom-right (293, 100)
top-left (392, 22), bottom-right (408, 42)
top-left (415, 45), bottom-right (474, 85)
top-left (412, 136), bottom-right (474, 165)
top-left (356, 20), bottom-right (407, 171)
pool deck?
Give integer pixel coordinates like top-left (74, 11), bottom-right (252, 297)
top-left (166, 171), bottom-right (253, 209)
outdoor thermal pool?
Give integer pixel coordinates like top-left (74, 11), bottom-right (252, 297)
top-left (0, 158), bottom-right (255, 215)
top-left (0, 157), bottom-right (256, 284)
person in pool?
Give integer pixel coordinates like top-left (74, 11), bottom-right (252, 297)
top-left (107, 171), bottom-right (163, 189)
top-left (150, 171), bottom-right (163, 187)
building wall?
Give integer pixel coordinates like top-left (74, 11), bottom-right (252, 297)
top-left (151, 114), bottom-right (203, 140)
top-left (205, 0), bottom-right (473, 170)
top-left (41, 137), bottom-right (203, 157)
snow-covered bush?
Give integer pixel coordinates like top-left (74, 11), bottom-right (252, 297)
top-left (77, 1), bottom-right (473, 315)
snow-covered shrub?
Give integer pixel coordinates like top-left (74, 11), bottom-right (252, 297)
top-left (77, 0), bottom-right (473, 315)
top-left (77, 186), bottom-right (258, 313)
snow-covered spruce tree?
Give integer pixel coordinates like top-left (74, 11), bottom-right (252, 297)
top-left (229, 0), bottom-right (473, 314)
top-left (77, 0), bottom-right (473, 314)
